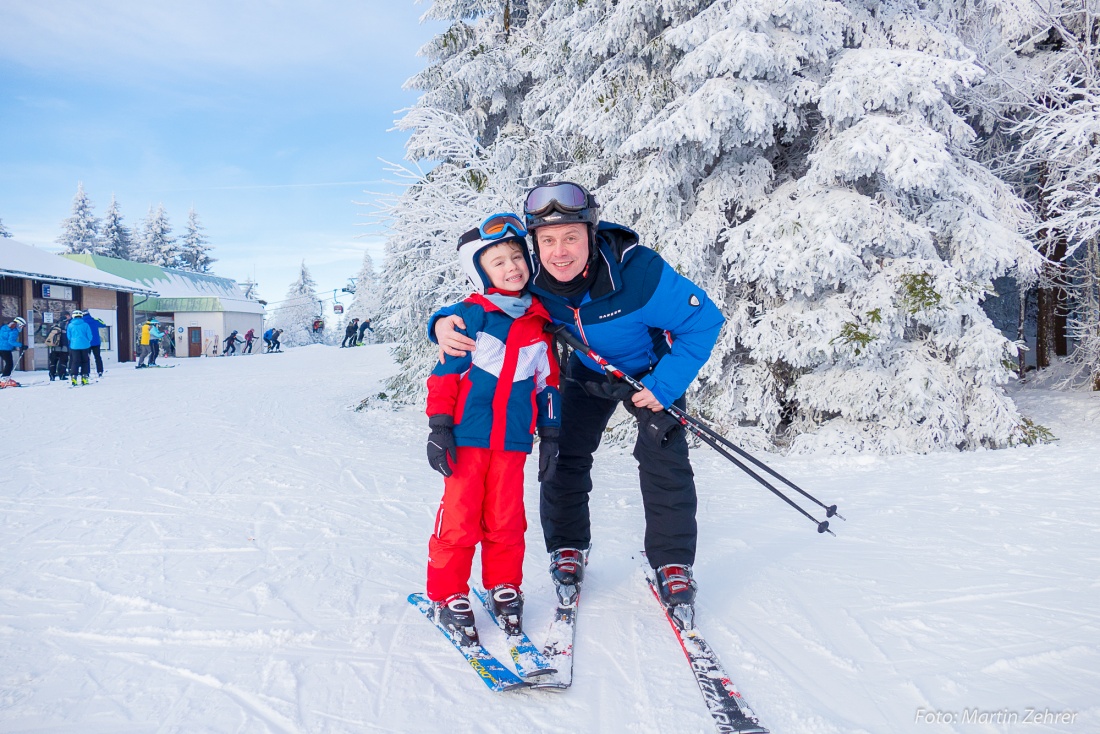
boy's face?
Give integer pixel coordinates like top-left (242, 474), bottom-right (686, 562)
top-left (480, 241), bottom-right (530, 292)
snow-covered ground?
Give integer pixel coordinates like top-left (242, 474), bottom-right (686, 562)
top-left (1, 345), bottom-right (1096, 733)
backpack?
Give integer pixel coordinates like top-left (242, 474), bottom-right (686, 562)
top-left (45, 326), bottom-right (62, 347)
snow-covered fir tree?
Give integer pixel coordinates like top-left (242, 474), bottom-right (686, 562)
top-left (137, 204), bottom-right (179, 268)
top-left (267, 262), bottom-right (323, 348)
top-left (57, 182), bottom-right (101, 254)
top-left (378, 0), bottom-right (1047, 451)
top-left (0, 217), bottom-right (11, 238)
top-left (179, 207), bottom-right (216, 273)
top-left (100, 195), bottom-right (134, 260)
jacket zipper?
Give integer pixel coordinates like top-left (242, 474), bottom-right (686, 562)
top-left (571, 306), bottom-right (589, 346)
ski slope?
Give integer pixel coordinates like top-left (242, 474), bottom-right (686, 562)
top-left (1, 345), bottom-right (1096, 733)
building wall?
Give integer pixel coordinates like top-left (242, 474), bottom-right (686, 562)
top-left (83, 287), bottom-right (117, 311)
top-left (173, 312), bottom-right (225, 357)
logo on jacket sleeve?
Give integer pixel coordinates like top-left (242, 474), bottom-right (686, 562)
top-left (689, 294), bottom-right (700, 307)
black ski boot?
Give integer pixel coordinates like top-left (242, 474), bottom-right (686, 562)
top-left (488, 585), bottom-right (524, 635)
top-left (549, 548), bottom-right (587, 605)
top-left (655, 564), bottom-right (697, 630)
top-left (432, 594), bottom-right (479, 646)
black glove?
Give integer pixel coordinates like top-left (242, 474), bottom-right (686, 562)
top-left (624, 400), bottom-right (683, 450)
top-left (581, 378), bottom-right (636, 402)
top-left (538, 427), bottom-right (559, 483)
top-left (426, 414), bottom-right (457, 477)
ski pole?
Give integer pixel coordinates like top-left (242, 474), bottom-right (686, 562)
top-left (546, 324), bottom-right (840, 535)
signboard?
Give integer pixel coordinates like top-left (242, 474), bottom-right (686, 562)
top-left (42, 284), bottom-right (74, 300)
top-left (43, 312), bottom-right (54, 324)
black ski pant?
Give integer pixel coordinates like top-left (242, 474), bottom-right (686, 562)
top-left (341, 333), bottom-right (356, 347)
top-left (90, 345), bottom-right (103, 375)
top-left (49, 350), bottom-right (69, 378)
top-left (225, 343), bottom-right (236, 356)
top-left (69, 348), bottom-right (91, 378)
top-left (540, 359), bottom-right (697, 569)
top-left (0, 350), bottom-right (13, 378)
top-left (243, 340), bottom-right (253, 354)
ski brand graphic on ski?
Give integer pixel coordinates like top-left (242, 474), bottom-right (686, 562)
top-left (471, 587), bottom-right (556, 679)
top-left (407, 592), bottom-right (529, 692)
top-left (641, 562), bottom-right (768, 734)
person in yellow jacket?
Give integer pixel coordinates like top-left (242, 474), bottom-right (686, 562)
top-left (136, 320), bottom-right (153, 368)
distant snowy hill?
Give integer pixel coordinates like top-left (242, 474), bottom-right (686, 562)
top-left (1, 346), bottom-right (1096, 732)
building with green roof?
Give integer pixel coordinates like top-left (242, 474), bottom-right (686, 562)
top-left (64, 254), bottom-right (265, 358)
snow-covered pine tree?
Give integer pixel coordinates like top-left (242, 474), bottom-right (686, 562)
top-left (267, 262), bottom-right (323, 348)
top-left (710, 4), bottom-right (1044, 452)
top-left (57, 182), bottom-right (101, 254)
top-left (179, 207), bottom-right (216, 273)
top-left (345, 251), bottom-right (382, 342)
top-left (141, 204), bottom-right (180, 268)
top-left (100, 195), bottom-right (134, 260)
top-left (0, 217), bottom-right (11, 238)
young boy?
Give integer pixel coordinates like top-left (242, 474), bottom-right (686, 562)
top-left (424, 213), bottom-right (561, 645)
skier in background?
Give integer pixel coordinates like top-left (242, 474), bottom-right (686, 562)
top-left (432, 182), bottom-right (724, 623)
top-left (148, 318), bottom-right (164, 366)
top-left (422, 212), bottom-right (560, 644)
top-left (268, 329), bottom-right (283, 352)
top-left (243, 328), bottom-right (256, 354)
top-left (0, 316), bottom-right (27, 387)
top-left (223, 330), bottom-right (243, 356)
top-left (136, 319), bottom-right (153, 368)
top-left (341, 318), bottom-right (359, 348)
top-left (81, 310), bottom-right (107, 378)
top-left (357, 317), bottom-right (374, 345)
top-left (45, 315), bottom-right (70, 381)
top-left (66, 310), bottom-right (93, 386)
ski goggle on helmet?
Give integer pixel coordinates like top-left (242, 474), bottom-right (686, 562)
top-left (12, 317), bottom-right (27, 327)
top-left (456, 213), bottom-right (532, 294)
top-left (523, 181), bottom-right (599, 230)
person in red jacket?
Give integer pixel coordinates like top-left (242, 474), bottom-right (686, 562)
top-left (423, 213), bottom-right (561, 645)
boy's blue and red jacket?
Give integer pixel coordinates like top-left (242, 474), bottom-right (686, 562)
top-left (426, 291), bottom-right (561, 454)
top-left (431, 223), bottom-right (725, 408)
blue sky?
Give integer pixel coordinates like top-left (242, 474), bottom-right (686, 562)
top-left (0, 1), bottom-right (442, 311)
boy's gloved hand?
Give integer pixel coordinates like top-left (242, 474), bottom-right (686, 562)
top-left (538, 427), bottom-right (559, 483)
top-left (426, 414), bottom-right (457, 477)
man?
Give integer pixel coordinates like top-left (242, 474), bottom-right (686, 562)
top-left (433, 181), bottom-right (724, 620)
top-left (67, 310), bottom-right (93, 386)
top-left (341, 318), bottom-right (359, 348)
top-left (357, 317), bottom-right (374, 345)
top-left (0, 316), bottom-right (27, 387)
top-left (136, 319), bottom-right (153, 368)
top-left (81, 310), bottom-right (107, 378)
top-left (45, 315), bottom-right (70, 381)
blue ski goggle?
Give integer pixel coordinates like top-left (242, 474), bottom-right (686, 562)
top-left (457, 212), bottom-right (528, 248)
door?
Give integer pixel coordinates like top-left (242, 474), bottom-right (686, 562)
top-left (188, 327), bottom-right (202, 358)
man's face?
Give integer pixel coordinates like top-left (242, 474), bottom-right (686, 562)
top-left (536, 223), bottom-right (589, 282)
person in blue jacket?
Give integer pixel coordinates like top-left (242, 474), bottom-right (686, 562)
top-left (148, 317), bottom-right (164, 366)
top-left (0, 316), bottom-right (27, 386)
top-left (66, 310), bottom-right (94, 386)
top-left (433, 182), bottom-right (724, 618)
top-left (81, 311), bottom-right (107, 378)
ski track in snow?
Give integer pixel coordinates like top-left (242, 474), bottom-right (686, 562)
top-left (1, 346), bottom-right (1097, 733)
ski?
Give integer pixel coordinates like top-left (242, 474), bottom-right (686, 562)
top-left (642, 566), bottom-right (768, 734)
top-left (471, 587), bottom-right (556, 680)
top-left (529, 589), bottom-right (579, 690)
top-left (407, 592), bottom-right (529, 692)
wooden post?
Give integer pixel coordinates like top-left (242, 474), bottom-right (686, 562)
top-left (20, 278), bottom-right (34, 371)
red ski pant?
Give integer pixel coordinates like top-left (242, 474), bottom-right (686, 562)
top-left (426, 446), bottom-right (528, 601)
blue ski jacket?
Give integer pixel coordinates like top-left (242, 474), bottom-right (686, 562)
top-left (0, 324), bottom-right (24, 351)
top-left (427, 292), bottom-right (561, 453)
top-left (81, 312), bottom-right (105, 347)
top-left (431, 222), bottom-right (724, 408)
top-left (67, 319), bottom-right (94, 350)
